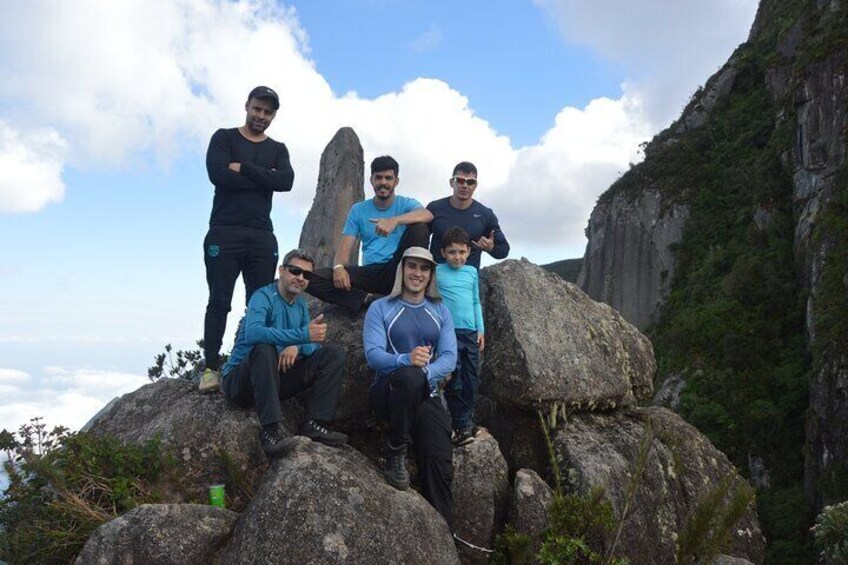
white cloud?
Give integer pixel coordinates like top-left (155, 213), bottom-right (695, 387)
top-left (0, 366), bottom-right (148, 433)
top-left (408, 24), bottom-right (443, 53)
top-left (0, 121), bottom-right (67, 213)
top-left (0, 368), bottom-right (29, 383)
top-left (534, 0), bottom-right (758, 126)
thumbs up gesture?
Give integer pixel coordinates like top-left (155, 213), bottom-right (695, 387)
top-left (309, 314), bottom-right (327, 342)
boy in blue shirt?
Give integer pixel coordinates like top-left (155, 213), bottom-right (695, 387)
top-left (436, 227), bottom-right (485, 445)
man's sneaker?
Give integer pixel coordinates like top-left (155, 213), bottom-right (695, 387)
top-left (455, 425), bottom-right (478, 446)
top-left (259, 423), bottom-right (298, 458)
top-left (198, 369), bottom-right (220, 393)
top-left (383, 442), bottom-right (410, 491)
top-left (299, 419), bottom-right (348, 446)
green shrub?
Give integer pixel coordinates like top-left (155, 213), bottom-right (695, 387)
top-left (813, 500), bottom-right (848, 564)
top-left (0, 417), bottom-right (177, 564)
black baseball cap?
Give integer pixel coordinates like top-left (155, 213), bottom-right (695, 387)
top-left (248, 86), bottom-right (280, 110)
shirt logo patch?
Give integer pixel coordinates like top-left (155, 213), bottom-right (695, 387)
top-left (207, 244), bottom-right (220, 258)
top-left (473, 214), bottom-right (483, 218)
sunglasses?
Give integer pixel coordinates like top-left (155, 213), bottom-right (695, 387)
top-left (284, 264), bottom-right (313, 280)
top-left (452, 176), bottom-right (478, 186)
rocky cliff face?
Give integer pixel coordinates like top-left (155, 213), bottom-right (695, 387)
top-left (577, 187), bottom-right (688, 330)
top-left (578, 0), bottom-right (847, 517)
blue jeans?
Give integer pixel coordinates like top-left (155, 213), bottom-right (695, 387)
top-left (444, 329), bottom-right (479, 430)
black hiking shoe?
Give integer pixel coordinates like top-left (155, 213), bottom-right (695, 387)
top-left (383, 442), bottom-right (410, 491)
top-left (454, 425), bottom-right (478, 446)
top-left (299, 419), bottom-right (348, 447)
top-left (259, 423), bottom-right (298, 458)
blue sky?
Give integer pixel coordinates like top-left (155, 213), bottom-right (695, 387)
top-left (0, 0), bottom-right (759, 434)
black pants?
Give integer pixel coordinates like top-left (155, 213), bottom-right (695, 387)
top-left (203, 225), bottom-right (278, 369)
top-left (222, 344), bottom-right (345, 427)
top-left (370, 366), bottom-right (453, 525)
top-left (445, 329), bottom-right (480, 431)
top-left (306, 223), bottom-right (430, 313)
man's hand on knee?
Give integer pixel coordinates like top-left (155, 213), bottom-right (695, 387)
top-left (278, 346), bottom-right (299, 373)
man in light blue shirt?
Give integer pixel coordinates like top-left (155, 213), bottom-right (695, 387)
top-left (306, 155), bottom-right (433, 313)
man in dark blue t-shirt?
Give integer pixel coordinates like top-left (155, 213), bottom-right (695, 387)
top-left (427, 161), bottom-right (510, 270)
top-left (200, 86), bottom-right (295, 393)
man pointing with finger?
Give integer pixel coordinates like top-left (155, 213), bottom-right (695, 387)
top-left (221, 248), bottom-right (347, 458)
top-left (427, 161), bottom-right (510, 269)
top-left (306, 155), bottom-right (433, 313)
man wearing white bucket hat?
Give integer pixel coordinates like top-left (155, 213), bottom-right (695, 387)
top-left (362, 246), bottom-right (457, 525)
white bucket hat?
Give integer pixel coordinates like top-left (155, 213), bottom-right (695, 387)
top-left (389, 246), bottom-right (441, 300)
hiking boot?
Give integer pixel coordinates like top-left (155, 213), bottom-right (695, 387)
top-left (198, 368), bottom-right (220, 393)
top-left (259, 423), bottom-right (298, 458)
top-left (383, 442), bottom-right (410, 491)
top-left (454, 425), bottom-right (478, 446)
top-left (299, 419), bottom-right (348, 447)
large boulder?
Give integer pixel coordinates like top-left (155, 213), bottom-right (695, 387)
top-left (74, 503), bottom-right (237, 565)
top-left (452, 428), bottom-right (509, 565)
top-left (219, 439), bottom-right (460, 565)
top-left (298, 127), bottom-right (365, 269)
top-left (555, 407), bottom-right (766, 564)
top-left (85, 378), bottom-right (304, 510)
top-left (481, 259), bottom-right (655, 412)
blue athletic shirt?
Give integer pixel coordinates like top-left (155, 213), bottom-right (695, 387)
top-left (343, 195), bottom-right (422, 265)
top-left (363, 296), bottom-right (457, 393)
top-left (221, 282), bottom-right (318, 378)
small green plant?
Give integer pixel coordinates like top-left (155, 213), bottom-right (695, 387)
top-left (813, 500), bottom-right (848, 564)
top-left (148, 340), bottom-right (230, 381)
top-left (0, 417), bottom-right (176, 564)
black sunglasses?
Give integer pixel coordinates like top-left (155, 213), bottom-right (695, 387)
top-left (284, 264), bottom-right (313, 280)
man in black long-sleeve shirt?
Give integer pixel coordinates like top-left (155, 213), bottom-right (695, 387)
top-left (200, 86), bottom-right (295, 393)
top-left (427, 161), bottom-right (509, 270)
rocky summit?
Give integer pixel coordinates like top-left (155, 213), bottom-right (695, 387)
top-left (76, 257), bottom-right (763, 564)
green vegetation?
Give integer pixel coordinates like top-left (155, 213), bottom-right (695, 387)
top-left (541, 258), bottom-right (584, 283)
top-left (147, 340), bottom-right (226, 381)
top-left (596, 0), bottom-right (848, 561)
top-left (676, 477), bottom-right (756, 563)
top-left (813, 500), bottom-right (848, 564)
top-left (0, 418), bottom-right (177, 564)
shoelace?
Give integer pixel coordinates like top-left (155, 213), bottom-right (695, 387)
top-left (311, 420), bottom-right (330, 434)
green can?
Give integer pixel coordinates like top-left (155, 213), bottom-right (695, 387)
top-left (209, 484), bottom-right (226, 508)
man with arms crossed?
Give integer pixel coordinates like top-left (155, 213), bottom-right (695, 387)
top-left (221, 249), bottom-right (347, 458)
top-left (306, 155), bottom-right (432, 313)
top-left (201, 86), bottom-right (295, 393)
top-left (427, 161), bottom-right (510, 269)
top-left (363, 247), bottom-right (457, 525)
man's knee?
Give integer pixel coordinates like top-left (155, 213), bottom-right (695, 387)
top-left (249, 343), bottom-right (277, 363)
top-left (404, 223), bottom-right (429, 247)
top-left (389, 367), bottom-right (427, 396)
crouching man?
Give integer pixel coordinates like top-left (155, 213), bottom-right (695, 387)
top-left (363, 247), bottom-right (457, 525)
top-left (221, 248), bottom-right (348, 458)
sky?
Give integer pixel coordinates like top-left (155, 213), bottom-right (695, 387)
top-left (0, 0), bottom-right (760, 436)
